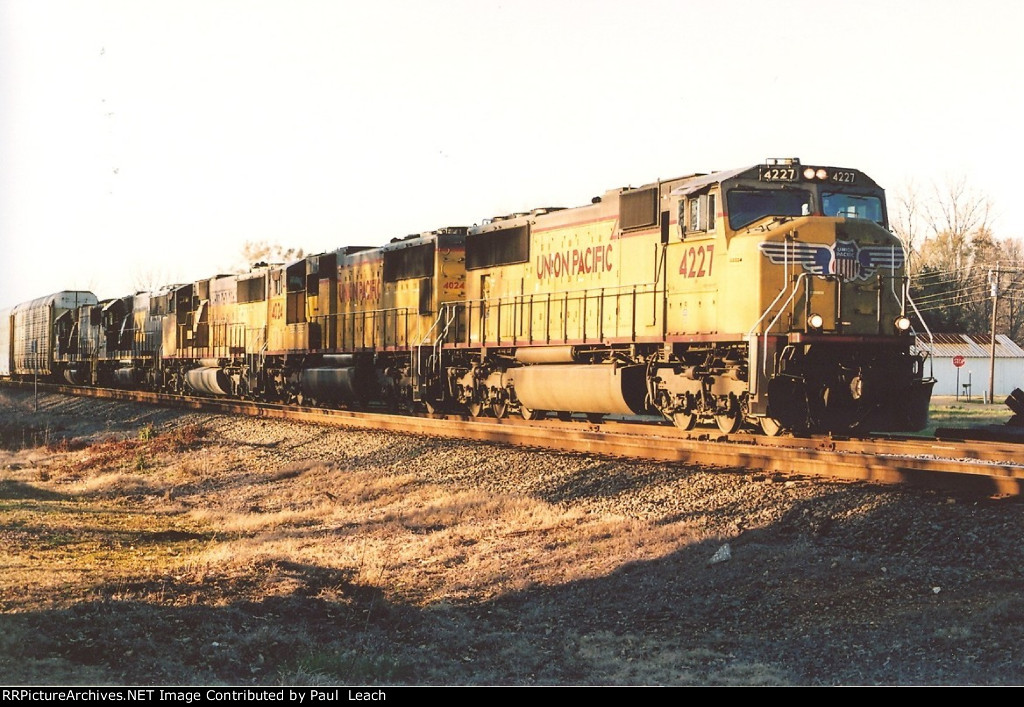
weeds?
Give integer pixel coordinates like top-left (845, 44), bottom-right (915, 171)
top-left (49, 424), bottom-right (210, 476)
top-left (0, 421), bottom-right (52, 450)
top-left (290, 649), bottom-right (411, 684)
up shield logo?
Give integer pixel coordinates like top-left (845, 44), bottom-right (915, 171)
top-left (758, 239), bottom-right (905, 283)
top-left (830, 240), bottom-right (860, 281)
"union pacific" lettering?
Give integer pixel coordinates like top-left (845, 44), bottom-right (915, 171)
top-left (536, 245), bottom-right (613, 279)
top-left (339, 279), bottom-right (381, 304)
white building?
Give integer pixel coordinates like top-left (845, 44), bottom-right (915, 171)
top-left (922, 333), bottom-right (1024, 399)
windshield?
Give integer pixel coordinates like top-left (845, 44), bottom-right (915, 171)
top-left (727, 188), bottom-right (812, 229)
top-left (821, 192), bottom-right (885, 225)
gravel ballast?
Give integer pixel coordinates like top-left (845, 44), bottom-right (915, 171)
top-left (1, 388), bottom-right (1023, 686)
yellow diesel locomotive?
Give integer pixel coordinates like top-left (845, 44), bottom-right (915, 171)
top-left (1, 158), bottom-right (934, 435)
top-left (429, 158), bottom-right (933, 434)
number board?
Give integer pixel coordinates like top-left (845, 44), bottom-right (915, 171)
top-left (758, 166), bottom-right (798, 182)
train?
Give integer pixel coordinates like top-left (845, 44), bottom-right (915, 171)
top-left (0, 158), bottom-right (936, 435)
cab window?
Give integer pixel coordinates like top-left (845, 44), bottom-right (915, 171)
top-left (727, 188), bottom-right (811, 230)
top-left (682, 192), bottom-right (717, 235)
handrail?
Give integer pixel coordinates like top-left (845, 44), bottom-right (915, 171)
top-left (755, 273), bottom-right (813, 376)
top-left (455, 281), bottom-right (661, 347)
top-left (746, 281), bottom-right (792, 340)
top-left (905, 292), bottom-right (935, 377)
top-left (409, 302), bottom-right (460, 390)
top-left (418, 302), bottom-right (455, 348)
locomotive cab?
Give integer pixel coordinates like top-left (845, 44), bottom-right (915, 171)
top-left (715, 159), bottom-right (934, 432)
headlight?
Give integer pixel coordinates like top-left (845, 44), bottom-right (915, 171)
top-left (894, 315), bottom-right (912, 332)
top-left (807, 313), bottom-right (824, 330)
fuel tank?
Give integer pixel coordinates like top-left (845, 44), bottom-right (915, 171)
top-left (63, 368), bottom-right (89, 385)
top-left (185, 366), bottom-right (230, 396)
top-left (113, 368), bottom-right (145, 387)
top-left (299, 366), bottom-right (372, 403)
top-left (514, 346), bottom-right (577, 364)
top-left (511, 364), bottom-right (648, 415)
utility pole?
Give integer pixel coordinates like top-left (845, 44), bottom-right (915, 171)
top-left (989, 264), bottom-right (1000, 404)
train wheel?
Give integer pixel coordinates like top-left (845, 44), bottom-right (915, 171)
top-left (466, 402), bottom-right (485, 417)
top-left (715, 412), bottom-right (742, 434)
top-left (556, 411), bottom-right (574, 422)
top-left (585, 413), bottom-right (604, 424)
top-left (671, 412), bottom-right (697, 431)
top-left (759, 417), bottom-right (785, 437)
top-left (521, 406), bottom-right (546, 421)
top-left (491, 401), bottom-right (508, 419)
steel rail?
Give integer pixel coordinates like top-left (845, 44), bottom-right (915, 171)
top-left (6, 381), bottom-right (1024, 497)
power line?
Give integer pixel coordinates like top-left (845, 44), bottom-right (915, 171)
top-left (914, 295), bottom-right (992, 314)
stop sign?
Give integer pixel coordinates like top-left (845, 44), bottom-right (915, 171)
top-left (953, 355), bottom-right (966, 368)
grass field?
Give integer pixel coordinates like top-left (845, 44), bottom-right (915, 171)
top-left (919, 395), bottom-right (1014, 436)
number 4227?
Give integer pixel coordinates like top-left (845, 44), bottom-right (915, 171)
top-left (679, 244), bottom-right (714, 278)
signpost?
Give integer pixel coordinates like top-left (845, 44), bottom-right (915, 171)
top-left (953, 355), bottom-right (966, 401)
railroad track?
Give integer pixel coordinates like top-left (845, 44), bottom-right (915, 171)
top-left (6, 380), bottom-right (1024, 497)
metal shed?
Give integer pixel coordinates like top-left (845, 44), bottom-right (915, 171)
top-left (923, 333), bottom-right (1024, 399)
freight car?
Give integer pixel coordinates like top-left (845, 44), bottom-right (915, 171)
top-left (2, 291), bottom-right (99, 382)
top-left (0, 158), bottom-right (935, 435)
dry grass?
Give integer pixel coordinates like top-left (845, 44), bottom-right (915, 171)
top-left (2, 390), bottom-right (1022, 686)
top-left (0, 400), bottom-right (708, 685)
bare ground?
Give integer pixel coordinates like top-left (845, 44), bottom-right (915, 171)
top-left (1, 388), bottom-right (1022, 686)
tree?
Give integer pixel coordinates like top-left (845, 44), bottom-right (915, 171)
top-left (130, 266), bottom-right (178, 294)
top-left (993, 239), bottom-right (1024, 345)
top-left (892, 176), bottom-right (998, 336)
top-left (890, 180), bottom-right (925, 268)
top-left (892, 176), bottom-right (993, 273)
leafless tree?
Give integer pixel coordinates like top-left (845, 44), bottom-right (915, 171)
top-left (922, 176), bottom-right (993, 276)
top-left (893, 176), bottom-right (994, 275)
top-left (995, 238), bottom-right (1024, 344)
top-left (890, 180), bottom-right (925, 267)
top-left (904, 176), bottom-right (1001, 336)
top-left (130, 266), bottom-right (178, 294)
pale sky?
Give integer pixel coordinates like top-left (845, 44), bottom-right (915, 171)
top-left (2, 0), bottom-right (1022, 308)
